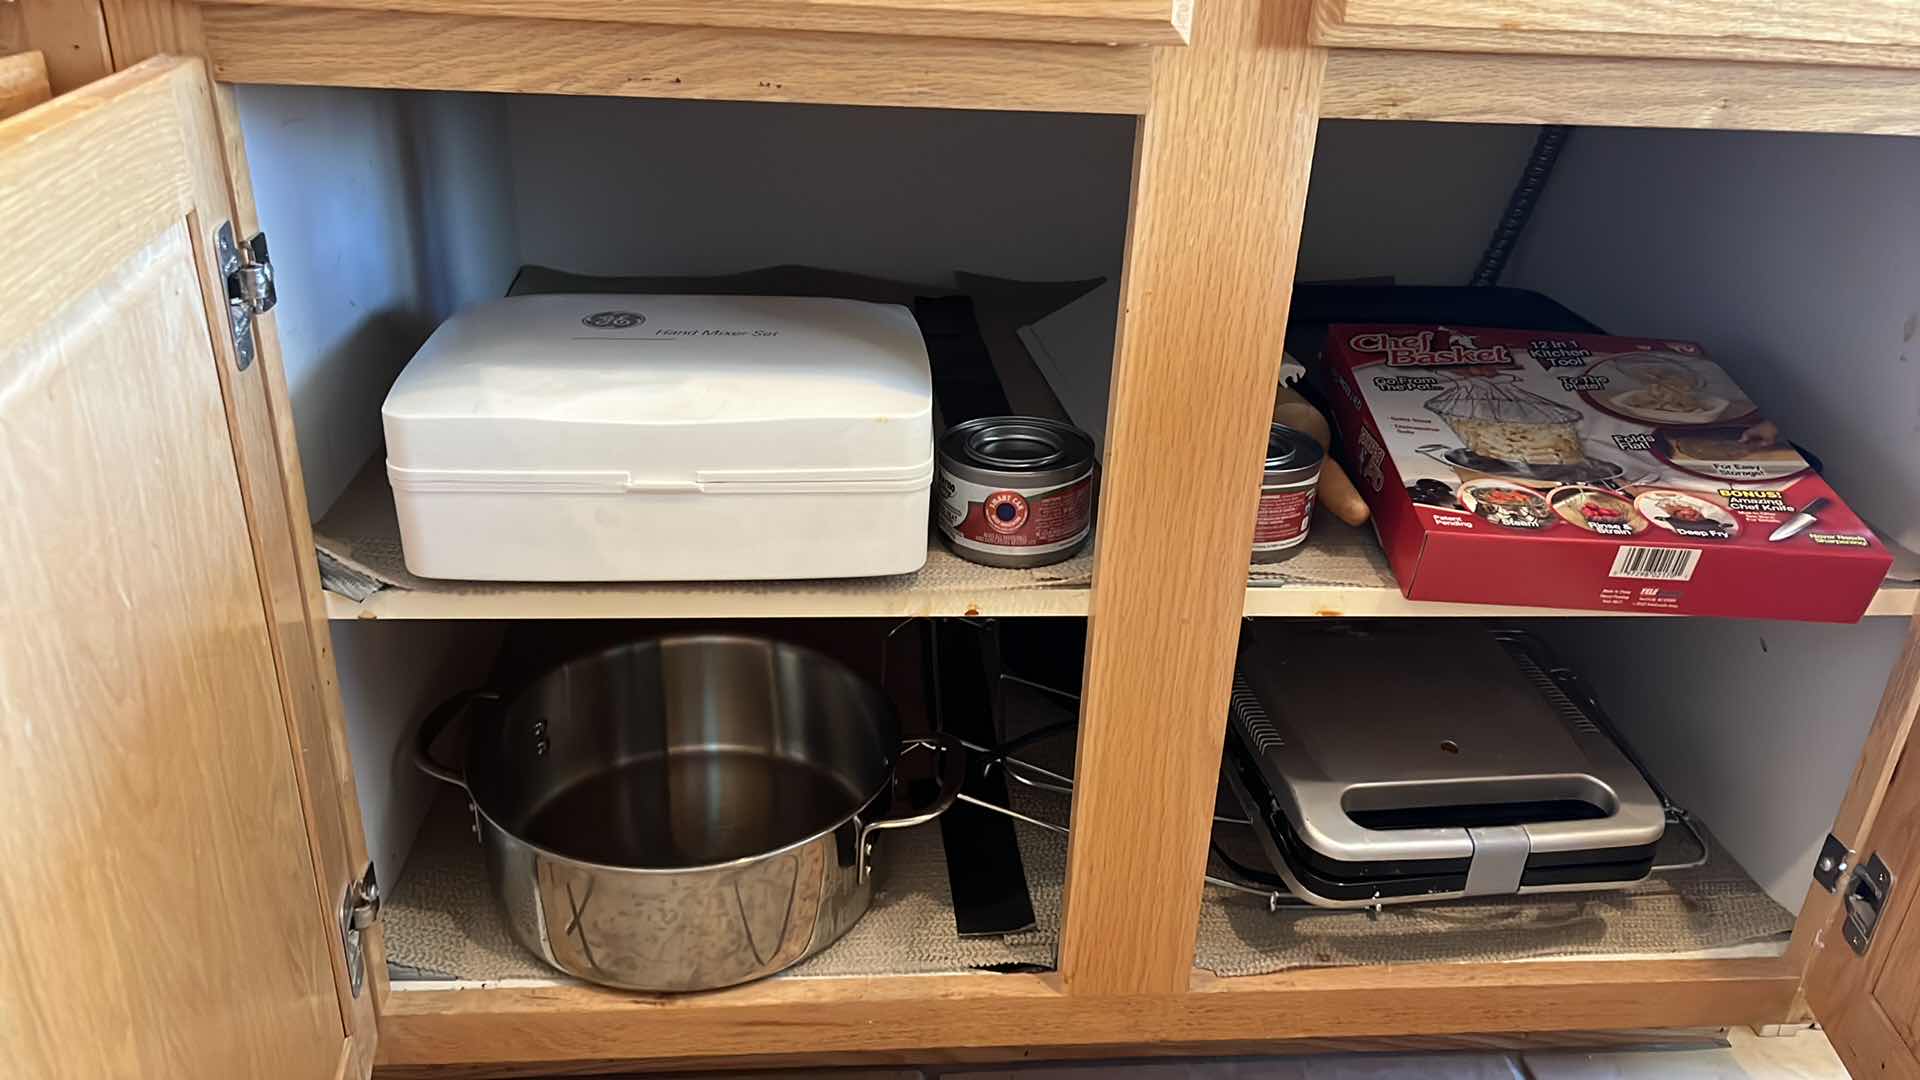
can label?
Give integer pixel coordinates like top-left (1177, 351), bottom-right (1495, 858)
top-left (938, 471), bottom-right (1092, 557)
top-left (1252, 482), bottom-right (1316, 552)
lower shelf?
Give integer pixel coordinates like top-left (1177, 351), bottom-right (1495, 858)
top-left (385, 782), bottom-right (1791, 990)
top-left (374, 957), bottom-right (1803, 1077)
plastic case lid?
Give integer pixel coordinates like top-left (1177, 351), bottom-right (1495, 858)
top-left (382, 294), bottom-right (933, 492)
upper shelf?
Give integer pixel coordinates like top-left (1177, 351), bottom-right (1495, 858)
top-left (314, 461), bottom-right (1919, 620)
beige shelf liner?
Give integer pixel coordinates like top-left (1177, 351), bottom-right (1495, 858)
top-left (314, 455), bottom-right (1099, 606)
top-left (315, 453), bottom-right (1400, 613)
top-left (385, 779), bottom-right (1791, 986)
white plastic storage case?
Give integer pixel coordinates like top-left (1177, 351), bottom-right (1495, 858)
top-left (381, 294), bottom-right (934, 581)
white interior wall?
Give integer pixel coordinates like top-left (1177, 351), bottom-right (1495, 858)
top-left (1502, 125), bottom-right (1920, 912)
top-left (239, 86), bottom-right (516, 889)
top-left (1531, 617), bottom-right (1905, 912)
top-left (1507, 126), bottom-right (1920, 554)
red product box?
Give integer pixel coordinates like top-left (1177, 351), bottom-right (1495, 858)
top-left (1323, 325), bottom-right (1891, 622)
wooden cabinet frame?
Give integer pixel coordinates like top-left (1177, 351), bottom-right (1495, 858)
top-left (59, 0), bottom-right (1920, 1076)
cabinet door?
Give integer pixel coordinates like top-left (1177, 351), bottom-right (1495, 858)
top-left (1805, 618), bottom-right (1920, 1076)
top-left (0, 57), bottom-right (373, 1078)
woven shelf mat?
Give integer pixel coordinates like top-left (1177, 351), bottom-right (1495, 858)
top-left (385, 778), bottom-right (1789, 985)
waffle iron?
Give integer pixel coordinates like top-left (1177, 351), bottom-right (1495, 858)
top-left (1223, 623), bottom-right (1667, 908)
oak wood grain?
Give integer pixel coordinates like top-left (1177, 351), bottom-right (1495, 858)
top-left (1312, 0), bottom-right (1920, 71)
top-left (376, 1027), bottom-right (1737, 1078)
top-left (204, 0), bottom-right (1190, 46)
top-left (1057, 0), bottom-right (1324, 996)
top-left (0, 0), bottom-right (112, 92)
top-left (103, 6), bottom-right (390, 1074)
top-left (374, 960), bottom-right (1795, 1072)
top-left (1342, 0), bottom-right (1920, 51)
top-left (1320, 47), bottom-right (1920, 137)
top-left (195, 4), bottom-right (1152, 113)
top-left (0, 56), bottom-right (346, 1079)
top-left (0, 50), bottom-right (50, 119)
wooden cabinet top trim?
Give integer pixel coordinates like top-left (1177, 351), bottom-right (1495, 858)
top-left (199, 4), bottom-right (1154, 113)
top-left (203, 0), bottom-right (1191, 45)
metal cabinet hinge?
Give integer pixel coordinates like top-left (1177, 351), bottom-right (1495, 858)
top-left (215, 221), bottom-right (276, 371)
top-left (1842, 853), bottom-right (1894, 956)
top-left (1813, 832), bottom-right (1854, 892)
top-left (339, 862), bottom-right (381, 998)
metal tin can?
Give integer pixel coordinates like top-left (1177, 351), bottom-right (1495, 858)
top-left (937, 416), bottom-right (1096, 569)
top-left (1252, 424), bottom-right (1324, 564)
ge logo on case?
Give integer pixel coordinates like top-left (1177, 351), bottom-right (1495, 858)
top-left (581, 310), bottom-right (646, 329)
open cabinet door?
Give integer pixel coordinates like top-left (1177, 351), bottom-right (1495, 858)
top-left (0, 57), bottom-right (376, 1078)
top-left (1806, 616), bottom-right (1920, 1077)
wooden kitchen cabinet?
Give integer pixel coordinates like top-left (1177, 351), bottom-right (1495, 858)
top-left (8, 0), bottom-right (1920, 1077)
top-left (1312, 0), bottom-right (1920, 69)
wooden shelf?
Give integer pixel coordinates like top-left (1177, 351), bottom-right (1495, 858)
top-left (324, 541), bottom-right (1096, 621)
top-left (1248, 520), bottom-right (1920, 620)
top-left (319, 461), bottom-right (1920, 620)
top-left (372, 957), bottom-right (1799, 1077)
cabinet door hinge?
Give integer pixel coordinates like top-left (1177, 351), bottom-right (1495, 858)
top-left (340, 862), bottom-right (380, 998)
top-left (1842, 853), bottom-right (1894, 956)
top-left (215, 221), bottom-right (276, 371)
top-left (1813, 832), bottom-right (1854, 892)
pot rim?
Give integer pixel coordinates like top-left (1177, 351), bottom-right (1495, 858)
top-left (471, 776), bottom-right (894, 875)
top-left (463, 633), bottom-right (901, 875)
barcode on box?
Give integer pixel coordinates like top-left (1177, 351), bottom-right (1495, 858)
top-left (1609, 545), bottom-right (1701, 581)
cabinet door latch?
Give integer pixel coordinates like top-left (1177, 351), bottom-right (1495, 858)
top-left (215, 221), bottom-right (276, 371)
top-left (1842, 853), bottom-right (1893, 956)
top-left (340, 862), bottom-right (381, 998)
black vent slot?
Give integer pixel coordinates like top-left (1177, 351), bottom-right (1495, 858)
top-left (1230, 674), bottom-right (1285, 755)
top-left (1498, 634), bottom-right (1601, 735)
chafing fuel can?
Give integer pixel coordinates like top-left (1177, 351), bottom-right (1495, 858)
top-left (1252, 423), bottom-right (1324, 564)
top-left (936, 416), bottom-right (1096, 569)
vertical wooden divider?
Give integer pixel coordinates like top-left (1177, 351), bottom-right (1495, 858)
top-left (1058, 0), bottom-right (1327, 995)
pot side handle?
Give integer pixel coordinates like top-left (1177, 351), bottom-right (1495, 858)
top-left (858, 733), bottom-right (966, 882)
top-left (411, 688), bottom-right (499, 789)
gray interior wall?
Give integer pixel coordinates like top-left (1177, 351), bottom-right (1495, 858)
top-left (1504, 124), bottom-right (1920, 912)
top-left (1531, 617), bottom-right (1905, 913)
top-left (1507, 125), bottom-right (1920, 555)
top-left (504, 96), bottom-right (1137, 288)
top-left (1299, 120), bottom-right (1538, 286)
top-left (239, 86), bottom-right (516, 890)
top-left (504, 101), bottom-right (1531, 291)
